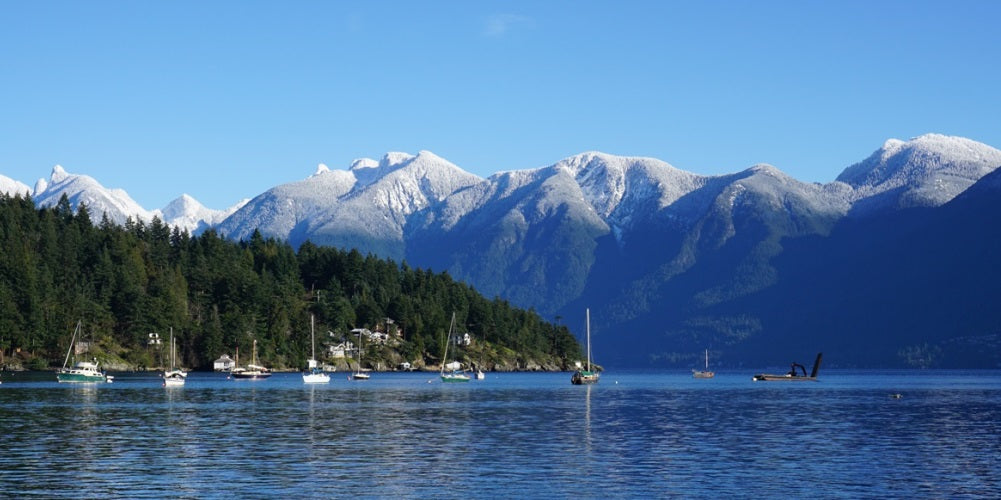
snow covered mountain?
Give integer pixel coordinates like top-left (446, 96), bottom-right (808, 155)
top-left (837, 134), bottom-right (1001, 215)
top-left (33, 165), bottom-right (154, 225)
top-left (4, 165), bottom-right (242, 231)
top-left (215, 150), bottom-right (481, 260)
top-left (160, 194), bottom-right (248, 234)
top-left (0, 174), bottom-right (31, 197)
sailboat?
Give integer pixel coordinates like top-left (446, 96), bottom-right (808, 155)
top-left (231, 339), bottom-right (272, 379)
top-left (163, 328), bottom-right (187, 386)
top-left (302, 315), bottom-right (330, 384)
top-left (441, 312), bottom-right (470, 383)
top-left (692, 349), bottom-right (715, 379)
top-left (350, 329), bottom-right (370, 380)
top-left (571, 309), bottom-right (599, 385)
top-left (56, 320), bottom-right (112, 383)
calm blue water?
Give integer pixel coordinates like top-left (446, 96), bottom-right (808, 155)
top-left (1, 370), bottom-right (1000, 498)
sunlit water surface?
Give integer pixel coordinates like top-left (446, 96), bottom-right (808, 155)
top-left (2, 370), bottom-right (999, 498)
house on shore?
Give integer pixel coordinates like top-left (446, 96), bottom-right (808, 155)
top-left (213, 354), bottom-right (235, 372)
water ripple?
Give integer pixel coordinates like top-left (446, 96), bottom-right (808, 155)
top-left (1, 371), bottom-right (1000, 498)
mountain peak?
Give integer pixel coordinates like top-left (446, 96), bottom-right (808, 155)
top-left (158, 193), bottom-right (245, 234)
top-left (178, 193), bottom-right (203, 208)
top-left (313, 163), bottom-right (330, 177)
top-left (32, 164), bottom-right (152, 225)
top-left (380, 152), bottom-right (416, 168)
top-left (51, 164), bottom-right (68, 183)
top-left (837, 134), bottom-right (1001, 213)
top-left (838, 134), bottom-right (1001, 187)
top-left (746, 163), bottom-right (784, 176)
top-left (349, 158), bottom-right (379, 171)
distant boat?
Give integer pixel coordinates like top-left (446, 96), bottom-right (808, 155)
top-left (692, 349), bottom-right (715, 379)
top-left (302, 315), bottom-right (330, 384)
top-left (163, 328), bottom-right (186, 387)
top-left (753, 353), bottom-right (823, 382)
top-left (56, 321), bottom-right (112, 383)
top-left (231, 339), bottom-right (272, 380)
top-left (571, 309), bottom-right (599, 385)
top-left (441, 312), bottom-right (471, 383)
top-left (350, 327), bottom-right (371, 380)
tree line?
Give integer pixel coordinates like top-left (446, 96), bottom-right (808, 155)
top-left (0, 193), bottom-right (581, 370)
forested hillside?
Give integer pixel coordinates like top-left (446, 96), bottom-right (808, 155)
top-left (0, 194), bottom-right (580, 371)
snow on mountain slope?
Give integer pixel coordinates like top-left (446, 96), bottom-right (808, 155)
top-left (554, 152), bottom-right (705, 218)
top-left (159, 194), bottom-right (249, 234)
top-left (0, 174), bottom-right (31, 197)
top-left (305, 151), bottom-right (482, 253)
top-left (14, 134), bottom-right (1001, 255)
top-left (33, 165), bottom-right (153, 225)
top-left (837, 134), bottom-right (1001, 214)
top-left (215, 163), bottom-right (357, 242)
top-left (415, 152), bottom-right (709, 237)
top-left (217, 151), bottom-right (482, 256)
top-left (726, 164), bottom-right (852, 219)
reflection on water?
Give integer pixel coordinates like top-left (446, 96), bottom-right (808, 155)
top-left (1, 371), bottom-right (1000, 497)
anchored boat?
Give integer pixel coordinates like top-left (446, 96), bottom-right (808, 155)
top-left (231, 339), bottom-right (272, 380)
top-left (163, 328), bottom-right (187, 387)
top-left (302, 315), bottom-right (331, 384)
top-left (753, 353), bottom-right (823, 382)
top-left (692, 349), bottom-right (715, 379)
top-left (56, 321), bottom-right (112, 383)
top-left (571, 309), bottom-right (599, 385)
top-left (441, 312), bottom-right (471, 382)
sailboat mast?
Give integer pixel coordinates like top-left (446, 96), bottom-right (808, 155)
top-left (62, 320), bottom-right (81, 370)
top-left (310, 314), bottom-right (316, 360)
top-left (705, 349), bottom-right (709, 370)
top-left (442, 312), bottom-right (455, 376)
top-left (586, 308), bottom-right (591, 372)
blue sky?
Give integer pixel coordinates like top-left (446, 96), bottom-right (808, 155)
top-left (3, 1), bottom-right (1000, 210)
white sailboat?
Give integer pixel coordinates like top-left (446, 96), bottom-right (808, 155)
top-left (441, 312), bottom-right (471, 383)
top-left (571, 309), bottom-right (599, 385)
top-left (692, 349), bottom-right (715, 379)
top-left (231, 339), bottom-right (272, 379)
top-left (163, 328), bottom-right (186, 386)
top-left (303, 315), bottom-right (330, 384)
top-left (350, 329), bottom-right (370, 380)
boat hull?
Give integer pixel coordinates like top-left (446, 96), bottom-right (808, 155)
top-left (571, 370), bottom-right (599, 385)
top-left (231, 371), bottom-right (272, 380)
top-left (752, 374), bottom-right (817, 382)
top-left (753, 353), bottom-right (823, 382)
top-left (693, 370), bottom-right (715, 379)
top-left (57, 371), bottom-right (109, 383)
top-left (441, 374), bottom-right (471, 383)
top-left (302, 372), bottom-right (330, 383)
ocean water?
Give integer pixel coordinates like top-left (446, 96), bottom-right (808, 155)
top-left (1, 370), bottom-right (999, 498)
